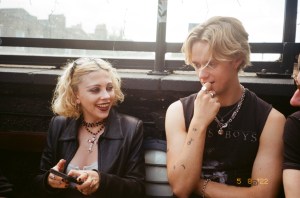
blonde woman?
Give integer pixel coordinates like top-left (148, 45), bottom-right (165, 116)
top-left (33, 58), bottom-right (144, 198)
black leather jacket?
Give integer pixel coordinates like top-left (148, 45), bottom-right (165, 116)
top-left (33, 108), bottom-right (145, 198)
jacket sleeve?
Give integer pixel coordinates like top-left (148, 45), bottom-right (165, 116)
top-left (95, 119), bottom-right (145, 198)
top-left (31, 116), bottom-right (64, 195)
top-left (0, 168), bottom-right (14, 197)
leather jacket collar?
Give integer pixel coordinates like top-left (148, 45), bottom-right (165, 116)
top-left (58, 108), bottom-right (124, 141)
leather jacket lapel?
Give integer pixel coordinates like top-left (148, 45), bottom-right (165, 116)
top-left (99, 109), bottom-right (124, 172)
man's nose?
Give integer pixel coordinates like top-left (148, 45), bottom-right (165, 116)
top-left (198, 69), bottom-right (209, 81)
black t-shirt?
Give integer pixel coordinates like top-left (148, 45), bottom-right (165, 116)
top-left (283, 111), bottom-right (300, 170)
top-left (180, 89), bottom-right (272, 187)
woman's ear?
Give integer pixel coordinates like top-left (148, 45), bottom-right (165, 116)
top-left (75, 94), bottom-right (80, 104)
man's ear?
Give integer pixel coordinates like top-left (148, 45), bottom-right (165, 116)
top-left (233, 58), bottom-right (243, 70)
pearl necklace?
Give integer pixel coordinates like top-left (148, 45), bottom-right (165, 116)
top-left (82, 120), bottom-right (105, 153)
top-left (214, 86), bottom-right (246, 135)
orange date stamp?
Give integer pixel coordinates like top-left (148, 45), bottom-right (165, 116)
top-left (236, 178), bottom-right (269, 186)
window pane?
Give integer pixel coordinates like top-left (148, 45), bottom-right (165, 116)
top-left (167, 0), bottom-right (285, 43)
top-left (0, 0), bottom-right (157, 41)
top-left (296, 2), bottom-right (300, 42)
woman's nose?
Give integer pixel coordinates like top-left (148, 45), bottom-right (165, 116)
top-left (100, 90), bottom-right (110, 99)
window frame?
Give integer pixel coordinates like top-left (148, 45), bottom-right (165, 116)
top-left (0, 0), bottom-right (299, 76)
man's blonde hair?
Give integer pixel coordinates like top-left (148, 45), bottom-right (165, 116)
top-left (182, 16), bottom-right (251, 71)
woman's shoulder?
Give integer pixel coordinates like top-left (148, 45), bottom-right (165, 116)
top-left (117, 112), bottom-right (142, 126)
top-left (49, 115), bottom-right (75, 132)
top-left (50, 115), bottom-right (72, 124)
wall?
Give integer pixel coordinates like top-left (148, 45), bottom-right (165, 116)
top-left (0, 68), bottom-right (297, 197)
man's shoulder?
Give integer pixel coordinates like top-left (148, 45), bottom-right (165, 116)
top-left (289, 111), bottom-right (300, 119)
top-left (180, 93), bottom-right (197, 102)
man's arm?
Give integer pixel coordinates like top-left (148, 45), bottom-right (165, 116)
top-left (165, 90), bottom-right (220, 198)
top-left (165, 101), bottom-right (207, 198)
top-left (283, 169), bottom-right (300, 198)
top-left (193, 108), bottom-right (285, 198)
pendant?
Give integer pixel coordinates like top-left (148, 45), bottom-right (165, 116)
top-left (87, 135), bottom-right (97, 153)
top-left (217, 123), bottom-right (227, 135)
top-left (218, 129), bottom-right (224, 135)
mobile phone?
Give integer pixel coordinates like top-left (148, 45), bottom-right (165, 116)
top-left (50, 169), bottom-right (83, 185)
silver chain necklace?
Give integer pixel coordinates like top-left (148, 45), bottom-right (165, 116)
top-left (214, 86), bottom-right (246, 135)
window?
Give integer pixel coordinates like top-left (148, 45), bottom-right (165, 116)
top-left (0, 0), bottom-right (298, 74)
top-left (166, 0), bottom-right (286, 63)
top-left (0, 0), bottom-right (158, 61)
top-left (0, 0), bottom-right (158, 41)
top-left (296, 2), bottom-right (300, 42)
top-left (167, 0), bottom-right (285, 43)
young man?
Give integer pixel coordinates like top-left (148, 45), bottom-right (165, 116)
top-left (165, 16), bottom-right (285, 198)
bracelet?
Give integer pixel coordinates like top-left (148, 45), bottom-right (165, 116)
top-left (201, 179), bottom-right (211, 198)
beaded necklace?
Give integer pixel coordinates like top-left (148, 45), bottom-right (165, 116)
top-left (82, 120), bottom-right (105, 153)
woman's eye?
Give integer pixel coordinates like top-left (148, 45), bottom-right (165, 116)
top-left (90, 88), bottom-right (100, 93)
top-left (107, 86), bottom-right (113, 91)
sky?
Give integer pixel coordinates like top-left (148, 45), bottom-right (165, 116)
top-left (0, 0), bottom-right (158, 41)
top-left (0, 0), bottom-right (299, 42)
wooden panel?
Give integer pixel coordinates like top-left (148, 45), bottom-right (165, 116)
top-left (0, 131), bottom-right (46, 152)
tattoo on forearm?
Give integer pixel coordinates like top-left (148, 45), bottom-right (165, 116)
top-left (180, 164), bottom-right (186, 169)
top-left (173, 164), bottom-right (186, 170)
top-left (192, 127), bottom-right (197, 132)
top-left (187, 138), bottom-right (194, 145)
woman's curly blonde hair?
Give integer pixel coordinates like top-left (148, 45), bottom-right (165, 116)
top-left (51, 58), bottom-right (124, 119)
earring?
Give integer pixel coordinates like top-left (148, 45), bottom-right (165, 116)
top-left (75, 103), bottom-right (80, 111)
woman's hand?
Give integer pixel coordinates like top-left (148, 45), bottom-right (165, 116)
top-left (47, 159), bottom-right (69, 189)
top-left (68, 169), bottom-right (100, 195)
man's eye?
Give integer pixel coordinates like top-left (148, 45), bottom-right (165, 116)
top-left (194, 64), bottom-right (201, 69)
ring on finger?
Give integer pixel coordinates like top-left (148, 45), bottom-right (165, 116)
top-left (201, 85), bottom-right (207, 92)
top-left (83, 172), bottom-right (89, 179)
top-left (210, 92), bottom-right (215, 98)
